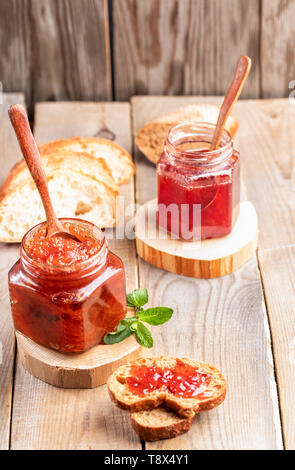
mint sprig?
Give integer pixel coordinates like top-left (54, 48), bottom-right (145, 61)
top-left (126, 288), bottom-right (148, 308)
top-left (104, 288), bottom-right (173, 348)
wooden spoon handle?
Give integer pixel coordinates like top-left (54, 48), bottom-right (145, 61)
top-left (210, 55), bottom-right (251, 150)
top-left (8, 104), bottom-right (63, 235)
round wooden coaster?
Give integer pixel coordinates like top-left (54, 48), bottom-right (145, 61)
top-left (16, 332), bottom-right (142, 389)
top-left (135, 199), bottom-right (258, 279)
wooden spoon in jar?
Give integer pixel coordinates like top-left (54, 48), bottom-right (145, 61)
top-left (9, 104), bottom-right (81, 242)
top-left (210, 55), bottom-right (252, 151)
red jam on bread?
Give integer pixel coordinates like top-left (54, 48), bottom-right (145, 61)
top-left (8, 219), bottom-right (127, 353)
top-left (126, 363), bottom-right (212, 399)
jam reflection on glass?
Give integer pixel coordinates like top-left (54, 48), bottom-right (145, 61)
top-left (8, 219), bottom-right (127, 353)
top-left (126, 363), bottom-right (212, 399)
top-left (157, 123), bottom-right (240, 241)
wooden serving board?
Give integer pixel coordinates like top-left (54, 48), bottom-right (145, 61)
top-left (16, 332), bottom-right (141, 389)
top-left (136, 199), bottom-right (258, 278)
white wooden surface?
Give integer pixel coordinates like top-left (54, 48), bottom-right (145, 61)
top-left (132, 96), bottom-right (284, 450)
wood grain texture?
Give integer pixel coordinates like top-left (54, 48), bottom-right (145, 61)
top-left (138, 259), bottom-right (282, 450)
top-left (258, 246), bottom-right (295, 449)
top-left (0, 94), bottom-right (25, 450)
top-left (261, 0), bottom-right (295, 98)
top-left (16, 331), bottom-right (141, 389)
top-left (113, 0), bottom-right (260, 100)
top-left (239, 96), bottom-right (295, 450)
top-left (233, 98), bottom-right (295, 250)
top-left (0, 94), bottom-right (24, 184)
top-left (0, 0), bottom-right (111, 114)
top-left (132, 96), bottom-right (283, 449)
top-left (10, 101), bottom-right (141, 449)
top-left (135, 199), bottom-right (258, 278)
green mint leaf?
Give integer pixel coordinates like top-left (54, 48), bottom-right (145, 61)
top-left (126, 289), bottom-right (149, 308)
top-left (104, 326), bottom-right (132, 345)
top-left (137, 307), bottom-right (173, 325)
top-left (120, 317), bottom-right (138, 326)
top-left (134, 322), bottom-right (154, 348)
top-left (130, 321), bottom-right (139, 332)
top-left (116, 322), bottom-right (128, 333)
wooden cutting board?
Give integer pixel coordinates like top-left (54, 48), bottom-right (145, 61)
top-left (135, 199), bottom-right (258, 278)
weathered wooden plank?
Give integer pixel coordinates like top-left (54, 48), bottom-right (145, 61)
top-left (258, 246), bottom-right (295, 449)
top-left (10, 102), bottom-right (141, 449)
top-left (0, 93), bottom-right (25, 450)
top-left (0, 0), bottom-right (111, 115)
top-left (261, 0), bottom-right (295, 98)
top-left (233, 98), bottom-right (295, 251)
top-left (132, 96), bottom-right (283, 449)
top-left (233, 96), bottom-right (295, 450)
top-left (113, 0), bottom-right (260, 100)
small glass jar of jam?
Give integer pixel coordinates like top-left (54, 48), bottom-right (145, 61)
top-left (8, 218), bottom-right (127, 353)
top-left (157, 122), bottom-right (240, 241)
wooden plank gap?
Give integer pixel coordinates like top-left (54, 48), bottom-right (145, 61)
top-left (257, 245), bottom-right (295, 448)
top-left (8, 342), bottom-right (17, 450)
top-left (103, 0), bottom-right (114, 101)
top-left (255, 251), bottom-right (285, 449)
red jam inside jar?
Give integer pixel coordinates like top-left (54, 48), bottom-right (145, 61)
top-left (8, 218), bottom-right (127, 353)
top-left (126, 363), bottom-right (212, 399)
top-left (157, 123), bottom-right (240, 241)
top-left (25, 223), bottom-right (102, 265)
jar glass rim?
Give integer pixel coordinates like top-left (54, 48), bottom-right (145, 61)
top-left (165, 121), bottom-right (233, 164)
top-left (21, 217), bottom-right (107, 273)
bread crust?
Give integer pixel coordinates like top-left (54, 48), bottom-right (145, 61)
top-left (136, 103), bottom-right (239, 164)
top-left (131, 408), bottom-right (193, 441)
top-left (0, 151), bottom-right (120, 242)
top-left (0, 160), bottom-right (24, 203)
top-left (108, 356), bottom-right (226, 419)
top-left (39, 137), bottom-right (135, 185)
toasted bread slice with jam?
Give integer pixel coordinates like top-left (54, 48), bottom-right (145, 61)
top-left (39, 137), bottom-right (134, 185)
top-left (136, 103), bottom-right (238, 164)
top-left (0, 152), bottom-right (119, 242)
top-left (108, 356), bottom-right (226, 420)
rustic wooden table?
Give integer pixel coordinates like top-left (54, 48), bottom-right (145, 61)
top-left (0, 93), bottom-right (294, 450)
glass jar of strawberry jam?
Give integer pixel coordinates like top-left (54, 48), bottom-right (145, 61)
top-left (157, 123), bottom-right (240, 241)
top-left (8, 218), bottom-right (126, 353)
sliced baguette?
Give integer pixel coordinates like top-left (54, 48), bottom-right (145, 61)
top-left (136, 103), bottom-right (239, 164)
top-left (39, 137), bottom-right (134, 185)
top-left (0, 152), bottom-right (119, 242)
top-left (108, 356), bottom-right (226, 419)
top-left (131, 407), bottom-right (193, 442)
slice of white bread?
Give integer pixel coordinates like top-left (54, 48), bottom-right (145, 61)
top-left (136, 103), bottom-right (239, 164)
top-left (108, 356), bottom-right (226, 419)
top-left (131, 407), bottom-right (193, 442)
top-left (0, 152), bottom-right (119, 242)
top-left (39, 137), bottom-right (134, 185)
